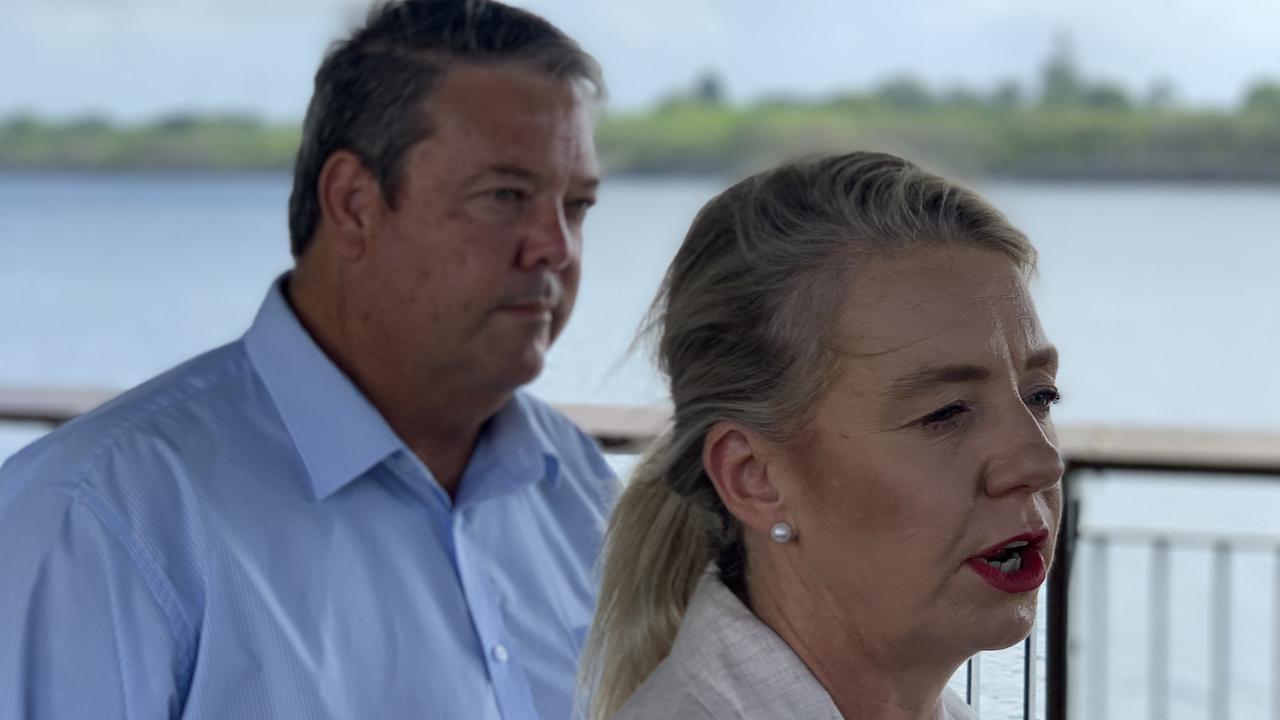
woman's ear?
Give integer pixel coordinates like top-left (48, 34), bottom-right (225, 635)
top-left (316, 149), bottom-right (381, 261)
top-left (703, 421), bottom-right (788, 536)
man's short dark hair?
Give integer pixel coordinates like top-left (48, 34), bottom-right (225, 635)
top-left (287, 0), bottom-right (604, 257)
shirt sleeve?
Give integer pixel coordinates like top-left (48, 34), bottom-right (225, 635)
top-left (0, 488), bottom-right (192, 719)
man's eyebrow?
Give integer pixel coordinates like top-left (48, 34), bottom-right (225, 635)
top-left (481, 164), bottom-right (538, 181)
top-left (885, 364), bottom-right (991, 400)
top-left (1026, 346), bottom-right (1059, 372)
top-left (468, 164), bottom-right (600, 190)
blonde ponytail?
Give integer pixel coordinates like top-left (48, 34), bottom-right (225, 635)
top-left (579, 431), bottom-right (719, 720)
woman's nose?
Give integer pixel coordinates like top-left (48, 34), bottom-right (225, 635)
top-left (982, 413), bottom-right (1065, 497)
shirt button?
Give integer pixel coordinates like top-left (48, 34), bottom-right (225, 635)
top-left (491, 644), bottom-right (510, 663)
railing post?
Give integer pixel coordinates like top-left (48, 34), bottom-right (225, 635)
top-left (1211, 540), bottom-right (1232, 720)
top-left (1149, 538), bottom-right (1170, 720)
top-left (1273, 547), bottom-right (1280, 720)
top-left (1024, 629), bottom-right (1038, 720)
top-left (967, 654), bottom-right (982, 714)
top-left (1046, 465), bottom-right (1080, 720)
top-left (1087, 535), bottom-right (1110, 720)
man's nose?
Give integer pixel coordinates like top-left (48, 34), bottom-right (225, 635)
top-left (982, 410), bottom-right (1065, 498)
top-left (517, 200), bottom-right (574, 271)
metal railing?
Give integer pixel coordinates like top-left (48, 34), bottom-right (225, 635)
top-left (4, 388), bottom-right (1280, 720)
top-left (1050, 441), bottom-right (1280, 720)
top-left (1071, 524), bottom-right (1280, 720)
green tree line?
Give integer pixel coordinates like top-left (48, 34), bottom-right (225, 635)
top-left (4, 43), bottom-right (1279, 180)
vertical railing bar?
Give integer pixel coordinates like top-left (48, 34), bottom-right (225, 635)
top-left (1088, 536), bottom-right (1109, 720)
top-left (1024, 623), bottom-right (1037, 720)
top-left (1150, 538), bottom-right (1170, 720)
top-left (1046, 466), bottom-right (1080, 720)
top-left (967, 654), bottom-right (982, 713)
top-left (1273, 546), bottom-right (1280, 720)
top-left (1210, 540), bottom-right (1231, 720)
top-left (966, 656), bottom-right (973, 704)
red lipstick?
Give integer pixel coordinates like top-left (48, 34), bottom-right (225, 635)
top-left (967, 530), bottom-right (1049, 594)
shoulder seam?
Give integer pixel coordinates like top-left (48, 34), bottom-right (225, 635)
top-left (71, 485), bottom-right (199, 673)
top-left (72, 345), bottom-right (251, 495)
top-left (33, 352), bottom-right (248, 673)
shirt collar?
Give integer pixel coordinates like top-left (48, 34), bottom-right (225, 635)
top-left (455, 392), bottom-right (563, 508)
top-left (243, 275), bottom-right (404, 501)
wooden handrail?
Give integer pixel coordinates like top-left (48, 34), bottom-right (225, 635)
top-left (0, 386), bottom-right (119, 426)
top-left (0, 386), bottom-right (673, 451)
top-left (1056, 424), bottom-right (1280, 476)
top-left (3, 386), bottom-right (1280, 471)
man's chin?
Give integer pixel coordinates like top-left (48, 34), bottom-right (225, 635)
top-left (470, 325), bottom-right (554, 393)
top-left (496, 345), bottom-right (548, 389)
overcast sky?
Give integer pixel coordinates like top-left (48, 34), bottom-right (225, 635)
top-left (5, 0), bottom-right (1279, 121)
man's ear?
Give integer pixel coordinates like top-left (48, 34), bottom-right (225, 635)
top-left (703, 421), bottom-right (789, 537)
top-left (317, 150), bottom-right (382, 261)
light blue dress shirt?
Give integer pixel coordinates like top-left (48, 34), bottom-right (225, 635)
top-left (0, 279), bottom-right (618, 719)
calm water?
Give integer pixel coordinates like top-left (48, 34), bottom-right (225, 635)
top-left (2, 172), bottom-right (1278, 719)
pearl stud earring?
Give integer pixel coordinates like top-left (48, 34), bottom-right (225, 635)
top-left (770, 521), bottom-right (795, 544)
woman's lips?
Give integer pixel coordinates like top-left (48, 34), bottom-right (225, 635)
top-left (967, 528), bottom-right (1050, 593)
top-left (967, 548), bottom-right (1047, 593)
top-left (974, 529), bottom-right (1049, 559)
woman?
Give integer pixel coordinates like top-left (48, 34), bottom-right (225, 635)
top-left (581, 152), bottom-right (1063, 720)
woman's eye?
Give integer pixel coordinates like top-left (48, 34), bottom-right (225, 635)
top-left (1027, 388), bottom-right (1062, 411)
top-left (921, 403), bottom-right (968, 428)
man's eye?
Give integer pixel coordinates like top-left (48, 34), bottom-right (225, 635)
top-left (490, 188), bottom-right (526, 203)
top-left (564, 197), bottom-right (596, 221)
top-left (1027, 388), bottom-right (1063, 412)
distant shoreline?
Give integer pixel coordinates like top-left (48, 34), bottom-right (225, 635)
top-left (4, 104), bottom-right (1279, 182)
top-left (3, 167), bottom-right (1279, 186)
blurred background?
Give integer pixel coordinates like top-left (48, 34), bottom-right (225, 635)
top-left (2, 1), bottom-right (1278, 719)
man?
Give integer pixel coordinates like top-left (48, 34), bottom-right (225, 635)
top-left (0, 2), bottom-right (616, 718)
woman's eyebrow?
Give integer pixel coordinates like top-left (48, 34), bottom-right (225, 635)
top-left (885, 364), bottom-right (990, 400)
top-left (884, 346), bottom-right (1058, 400)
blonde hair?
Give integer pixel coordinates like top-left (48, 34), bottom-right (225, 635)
top-left (580, 152), bottom-right (1036, 720)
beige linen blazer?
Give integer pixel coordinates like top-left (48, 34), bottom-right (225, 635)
top-left (613, 572), bottom-right (979, 720)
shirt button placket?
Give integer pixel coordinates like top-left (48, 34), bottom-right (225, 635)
top-left (491, 643), bottom-right (510, 664)
top-left (452, 509), bottom-right (536, 720)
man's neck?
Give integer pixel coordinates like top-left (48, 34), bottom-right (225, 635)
top-left (285, 270), bottom-right (506, 499)
top-left (379, 399), bottom-right (493, 498)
